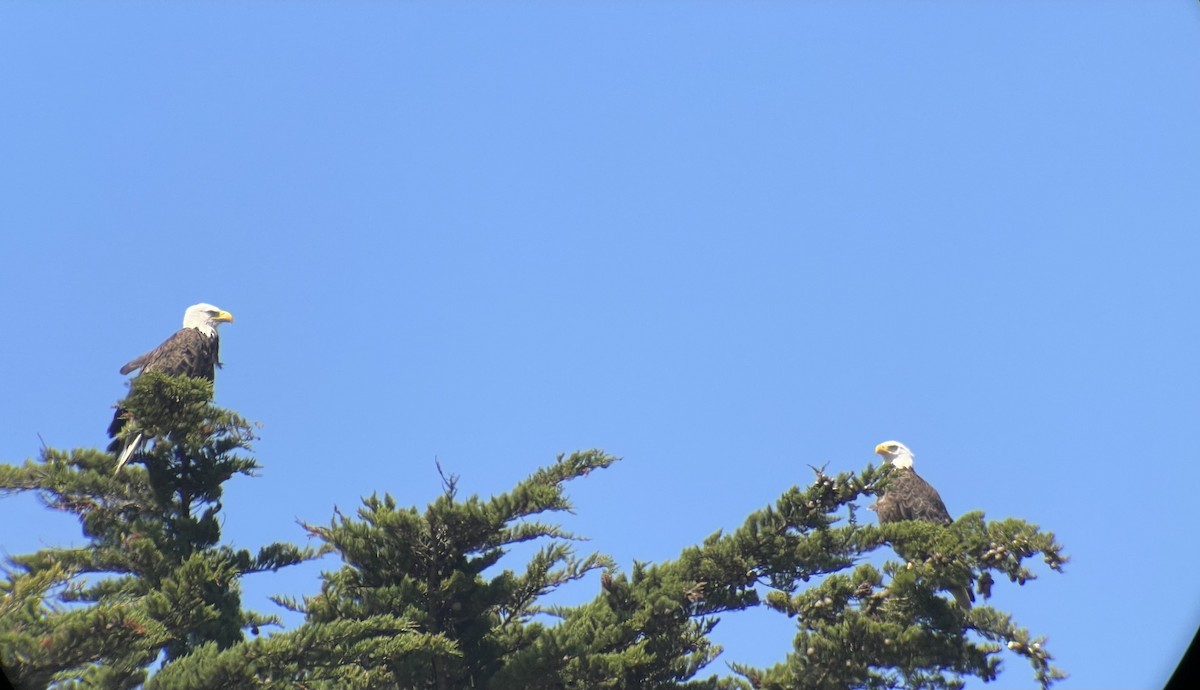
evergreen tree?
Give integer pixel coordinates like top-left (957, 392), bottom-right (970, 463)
top-left (725, 465), bottom-right (1067, 690)
top-left (0, 373), bottom-right (310, 688)
top-left (497, 464), bottom-right (1066, 690)
top-left (147, 452), bottom-right (617, 690)
top-left (149, 459), bottom-right (1065, 690)
top-left (3, 380), bottom-right (1067, 689)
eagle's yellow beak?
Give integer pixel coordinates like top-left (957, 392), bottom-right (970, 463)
top-left (214, 311), bottom-right (234, 323)
top-left (874, 442), bottom-right (889, 455)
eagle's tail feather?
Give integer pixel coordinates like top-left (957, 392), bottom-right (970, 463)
top-left (114, 433), bottom-right (144, 474)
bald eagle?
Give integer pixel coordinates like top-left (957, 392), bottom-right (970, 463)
top-left (871, 440), bottom-right (973, 608)
top-left (108, 303), bottom-right (234, 471)
top-left (871, 441), bottom-right (953, 525)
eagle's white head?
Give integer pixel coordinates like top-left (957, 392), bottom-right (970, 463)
top-left (182, 303), bottom-right (234, 337)
top-left (874, 440), bottom-right (914, 469)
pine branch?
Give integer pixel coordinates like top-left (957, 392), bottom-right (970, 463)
top-left (144, 616), bottom-right (459, 690)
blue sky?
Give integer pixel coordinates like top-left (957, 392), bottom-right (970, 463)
top-left (2, 2), bottom-right (1198, 687)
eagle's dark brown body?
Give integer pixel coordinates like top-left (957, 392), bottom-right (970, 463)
top-left (107, 327), bottom-right (221, 441)
top-left (118, 327), bottom-right (221, 380)
top-left (873, 467), bottom-right (953, 526)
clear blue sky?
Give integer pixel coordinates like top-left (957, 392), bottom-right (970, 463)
top-left (2, 2), bottom-right (1198, 688)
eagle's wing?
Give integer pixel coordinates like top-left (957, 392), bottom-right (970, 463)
top-left (119, 351), bottom-right (153, 375)
top-left (876, 469), bottom-right (953, 526)
top-left (899, 470), bottom-right (954, 525)
top-left (120, 328), bottom-right (220, 380)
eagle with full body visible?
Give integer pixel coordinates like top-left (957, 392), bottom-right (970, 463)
top-left (871, 440), bottom-right (974, 608)
top-left (108, 303), bottom-right (234, 472)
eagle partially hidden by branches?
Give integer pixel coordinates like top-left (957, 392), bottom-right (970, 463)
top-left (107, 303), bottom-right (234, 472)
top-left (871, 440), bottom-right (973, 608)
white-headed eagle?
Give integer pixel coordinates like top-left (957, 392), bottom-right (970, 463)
top-left (108, 303), bottom-right (234, 471)
top-left (871, 440), bottom-right (973, 608)
top-left (871, 441), bottom-right (953, 525)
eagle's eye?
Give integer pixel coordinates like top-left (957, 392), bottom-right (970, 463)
top-left (886, 444), bottom-right (898, 452)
